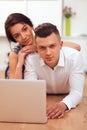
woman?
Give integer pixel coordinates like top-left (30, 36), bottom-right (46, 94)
top-left (5, 13), bottom-right (36, 79)
top-left (5, 13), bottom-right (80, 79)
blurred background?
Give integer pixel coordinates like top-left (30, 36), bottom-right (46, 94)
top-left (0, 0), bottom-right (87, 78)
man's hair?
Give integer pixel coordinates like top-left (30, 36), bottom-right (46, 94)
top-left (5, 13), bottom-right (33, 43)
top-left (34, 23), bottom-right (60, 39)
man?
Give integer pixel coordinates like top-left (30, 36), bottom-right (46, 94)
top-left (24, 23), bottom-right (84, 119)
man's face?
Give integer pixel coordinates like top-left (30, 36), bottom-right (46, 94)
top-left (36, 33), bottom-right (62, 69)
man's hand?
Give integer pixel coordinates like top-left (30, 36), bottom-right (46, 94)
top-left (47, 102), bottom-right (68, 119)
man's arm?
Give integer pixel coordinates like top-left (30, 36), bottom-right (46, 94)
top-left (47, 52), bottom-right (85, 119)
top-left (62, 52), bottom-right (85, 110)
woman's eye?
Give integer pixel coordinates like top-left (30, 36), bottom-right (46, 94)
top-left (23, 27), bottom-right (27, 32)
top-left (13, 34), bottom-right (19, 39)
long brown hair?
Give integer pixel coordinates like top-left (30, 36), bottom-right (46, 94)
top-left (5, 13), bottom-right (33, 43)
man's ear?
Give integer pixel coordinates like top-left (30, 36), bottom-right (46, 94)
top-left (35, 45), bottom-right (38, 52)
top-left (60, 41), bottom-right (63, 48)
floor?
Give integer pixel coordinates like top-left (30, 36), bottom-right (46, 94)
top-left (0, 71), bottom-right (87, 130)
top-left (0, 70), bottom-right (5, 79)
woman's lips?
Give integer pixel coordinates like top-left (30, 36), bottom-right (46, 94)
top-left (23, 38), bottom-right (32, 45)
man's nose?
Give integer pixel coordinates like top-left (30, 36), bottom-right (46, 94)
top-left (46, 48), bottom-right (51, 55)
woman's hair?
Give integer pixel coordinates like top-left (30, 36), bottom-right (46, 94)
top-left (34, 23), bottom-right (60, 40)
top-left (5, 13), bottom-right (33, 43)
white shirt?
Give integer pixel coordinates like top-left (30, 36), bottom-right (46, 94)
top-left (24, 47), bottom-right (85, 110)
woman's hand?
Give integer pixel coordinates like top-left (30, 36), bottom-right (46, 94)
top-left (18, 44), bottom-right (36, 66)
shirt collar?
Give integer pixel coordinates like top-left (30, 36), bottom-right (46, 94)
top-left (40, 57), bottom-right (46, 66)
top-left (57, 49), bottom-right (64, 67)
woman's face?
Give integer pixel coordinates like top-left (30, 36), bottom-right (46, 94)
top-left (10, 23), bottom-right (34, 46)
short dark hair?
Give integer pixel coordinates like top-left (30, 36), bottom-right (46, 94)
top-left (5, 13), bottom-right (33, 42)
top-left (34, 23), bottom-right (60, 39)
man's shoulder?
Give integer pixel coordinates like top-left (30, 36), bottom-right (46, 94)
top-left (26, 52), bottom-right (40, 60)
top-left (61, 47), bottom-right (84, 65)
top-left (25, 52), bottom-right (42, 67)
top-left (62, 46), bottom-right (81, 57)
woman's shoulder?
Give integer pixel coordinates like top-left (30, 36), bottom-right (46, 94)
top-left (12, 44), bottom-right (23, 54)
top-left (9, 51), bottom-right (17, 59)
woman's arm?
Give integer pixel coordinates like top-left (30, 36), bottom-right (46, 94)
top-left (9, 44), bottom-right (36, 79)
top-left (9, 51), bottom-right (19, 79)
top-left (9, 50), bottom-right (26, 79)
top-left (63, 41), bottom-right (81, 51)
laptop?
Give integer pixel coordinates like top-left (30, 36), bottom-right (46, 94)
top-left (0, 79), bottom-right (47, 123)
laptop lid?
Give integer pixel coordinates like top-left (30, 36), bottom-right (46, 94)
top-left (0, 79), bottom-right (47, 123)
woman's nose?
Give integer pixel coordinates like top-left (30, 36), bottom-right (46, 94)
top-left (21, 33), bottom-right (26, 39)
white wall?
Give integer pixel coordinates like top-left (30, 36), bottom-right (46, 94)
top-left (0, 0), bottom-right (62, 36)
top-left (26, 0), bottom-right (63, 35)
top-left (63, 0), bottom-right (87, 36)
top-left (0, 37), bottom-right (11, 70)
top-left (0, 0), bottom-right (26, 36)
top-left (63, 0), bottom-right (87, 71)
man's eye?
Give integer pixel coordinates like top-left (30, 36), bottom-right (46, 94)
top-left (50, 45), bottom-right (55, 48)
top-left (39, 47), bottom-right (46, 50)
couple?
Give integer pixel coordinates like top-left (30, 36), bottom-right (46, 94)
top-left (5, 13), bottom-right (84, 119)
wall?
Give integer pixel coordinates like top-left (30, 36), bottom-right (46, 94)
top-left (0, 0), bottom-right (26, 36)
top-left (0, 0), bottom-right (62, 36)
top-left (63, 0), bottom-right (87, 36)
top-left (0, 37), bottom-right (10, 70)
top-left (63, 0), bottom-right (87, 71)
top-left (26, 0), bottom-right (63, 35)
